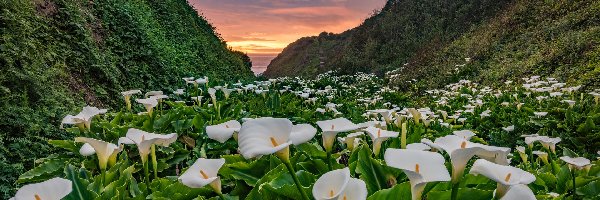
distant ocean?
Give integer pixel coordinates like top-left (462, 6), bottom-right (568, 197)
top-left (249, 54), bottom-right (277, 75)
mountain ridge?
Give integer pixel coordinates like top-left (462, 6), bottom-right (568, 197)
top-left (264, 0), bottom-right (600, 90)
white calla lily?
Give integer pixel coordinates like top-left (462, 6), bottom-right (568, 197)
top-left (500, 184), bottom-right (536, 200)
top-left (560, 156), bottom-right (591, 170)
top-left (338, 132), bottom-right (364, 150)
top-left (61, 106), bottom-right (107, 130)
top-left (338, 178), bottom-right (367, 200)
top-left (74, 137), bottom-right (121, 170)
top-left (433, 135), bottom-right (511, 183)
top-left (406, 143), bottom-right (431, 151)
top-left (206, 120), bottom-right (241, 143)
top-left (135, 97), bottom-right (158, 116)
top-left (365, 126), bottom-right (399, 155)
top-left (290, 124), bottom-right (317, 145)
top-left (312, 168), bottom-right (351, 200)
top-left (316, 118), bottom-right (359, 152)
top-left (238, 118), bottom-right (293, 159)
top-left (384, 149), bottom-right (451, 200)
top-left (11, 177), bottom-right (72, 200)
top-left (453, 130), bottom-right (476, 140)
top-left (121, 89), bottom-right (141, 110)
top-left (469, 159), bottom-right (535, 198)
top-left (179, 158), bottom-right (225, 194)
top-left (125, 128), bottom-right (177, 163)
top-left (79, 143), bottom-right (96, 156)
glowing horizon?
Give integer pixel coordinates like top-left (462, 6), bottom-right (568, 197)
top-left (188, 0), bottom-right (386, 56)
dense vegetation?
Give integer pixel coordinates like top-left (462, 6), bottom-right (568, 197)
top-left (11, 72), bottom-right (600, 199)
top-left (263, 0), bottom-right (600, 91)
top-left (0, 0), bottom-right (253, 197)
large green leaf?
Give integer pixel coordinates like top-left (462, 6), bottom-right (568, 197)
top-left (578, 180), bottom-right (600, 197)
top-left (17, 156), bottom-right (71, 183)
top-left (352, 145), bottom-right (401, 195)
top-left (245, 164), bottom-right (286, 200)
top-left (221, 157), bottom-right (271, 186)
top-left (262, 170), bottom-right (316, 200)
top-left (63, 165), bottom-right (98, 200)
top-left (48, 140), bottom-right (79, 153)
top-left (366, 182), bottom-right (411, 200)
top-left (427, 188), bottom-right (493, 200)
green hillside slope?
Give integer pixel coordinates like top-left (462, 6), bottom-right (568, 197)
top-left (263, 0), bottom-right (600, 91)
top-left (0, 0), bottom-right (252, 197)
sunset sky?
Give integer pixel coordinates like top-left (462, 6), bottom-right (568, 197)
top-left (188, 0), bottom-right (386, 73)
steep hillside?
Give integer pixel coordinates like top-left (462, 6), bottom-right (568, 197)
top-left (263, 0), bottom-right (511, 77)
top-left (391, 0), bottom-right (600, 91)
top-left (0, 0), bottom-right (252, 197)
top-left (264, 0), bottom-right (600, 91)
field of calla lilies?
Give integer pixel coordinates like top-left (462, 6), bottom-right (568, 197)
top-left (11, 72), bottom-right (600, 200)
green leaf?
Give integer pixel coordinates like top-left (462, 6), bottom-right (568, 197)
top-left (427, 188), bottom-right (493, 200)
top-left (63, 165), bottom-right (98, 200)
top-left (48, 140), bottom-right (79, 153)
top-left (18, 157), bottom-right (71, 183)
top-left (245, 164), bottom-right (286, 200)
top-left (367, 182), bottom-right (411, 200)
top-left (353, 145), bottom-right (401, 195)
top-left (578, 180), bottom-right (600, 197)
top-left (262, 170), bottom-right (316, 200)
top-left (221, 157), bottom-right (270, 186)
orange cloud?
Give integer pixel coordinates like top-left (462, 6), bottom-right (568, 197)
top-left (188, 0), bottom-right (386, 68)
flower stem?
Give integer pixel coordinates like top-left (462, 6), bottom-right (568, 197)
top-left (326, 151), bottom-right (333, 171)
top-left (143, 160), bottom-right (150, 183)
top-left (218, 192), bottom-right (227, 200)
top-left (572, 169), bottom-right (578, 200)
top-left (151, 144), bottom-right (158, 179)
top-left (450, 182), bottom-right (459, 200)
top-left (282, 160), bottom-right (311, 200)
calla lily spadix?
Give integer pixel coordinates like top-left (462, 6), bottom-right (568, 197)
top-left (61, 106), bottom-right (107, 130)
top-left (365, 126), bottom-right (399, 156)
top-left (74, 137), bottom-right (122, 170)
top-left (179, 158), bottom-right (225, 195)
top-left (10, 177), bottom-right (72, 200)
top-left (469, 159), bottom-right (535, 198)
top-left (121, 89), bottom-right (141, 110)
top-left (125, 128), bottom-right (177, 163)
top-left (316, 118), bottom-right (359, 152)
top-left (238, 118), bottom-right (294, 160)
top-left (499, 184), bottom-right (536, 200)
top-left (312, 167), bottom-right (352, 200)
top-left (135, 97), bottom-right (158, 116)
top-left (206, 120), bottom-right (241, 143)
top-left (384, 149), bottom-right (451, 200)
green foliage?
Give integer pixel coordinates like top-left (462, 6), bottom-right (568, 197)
top-left (265, 0), bottom-right (600, 93)
top-left (0, 0), bottom-right (252, 198)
